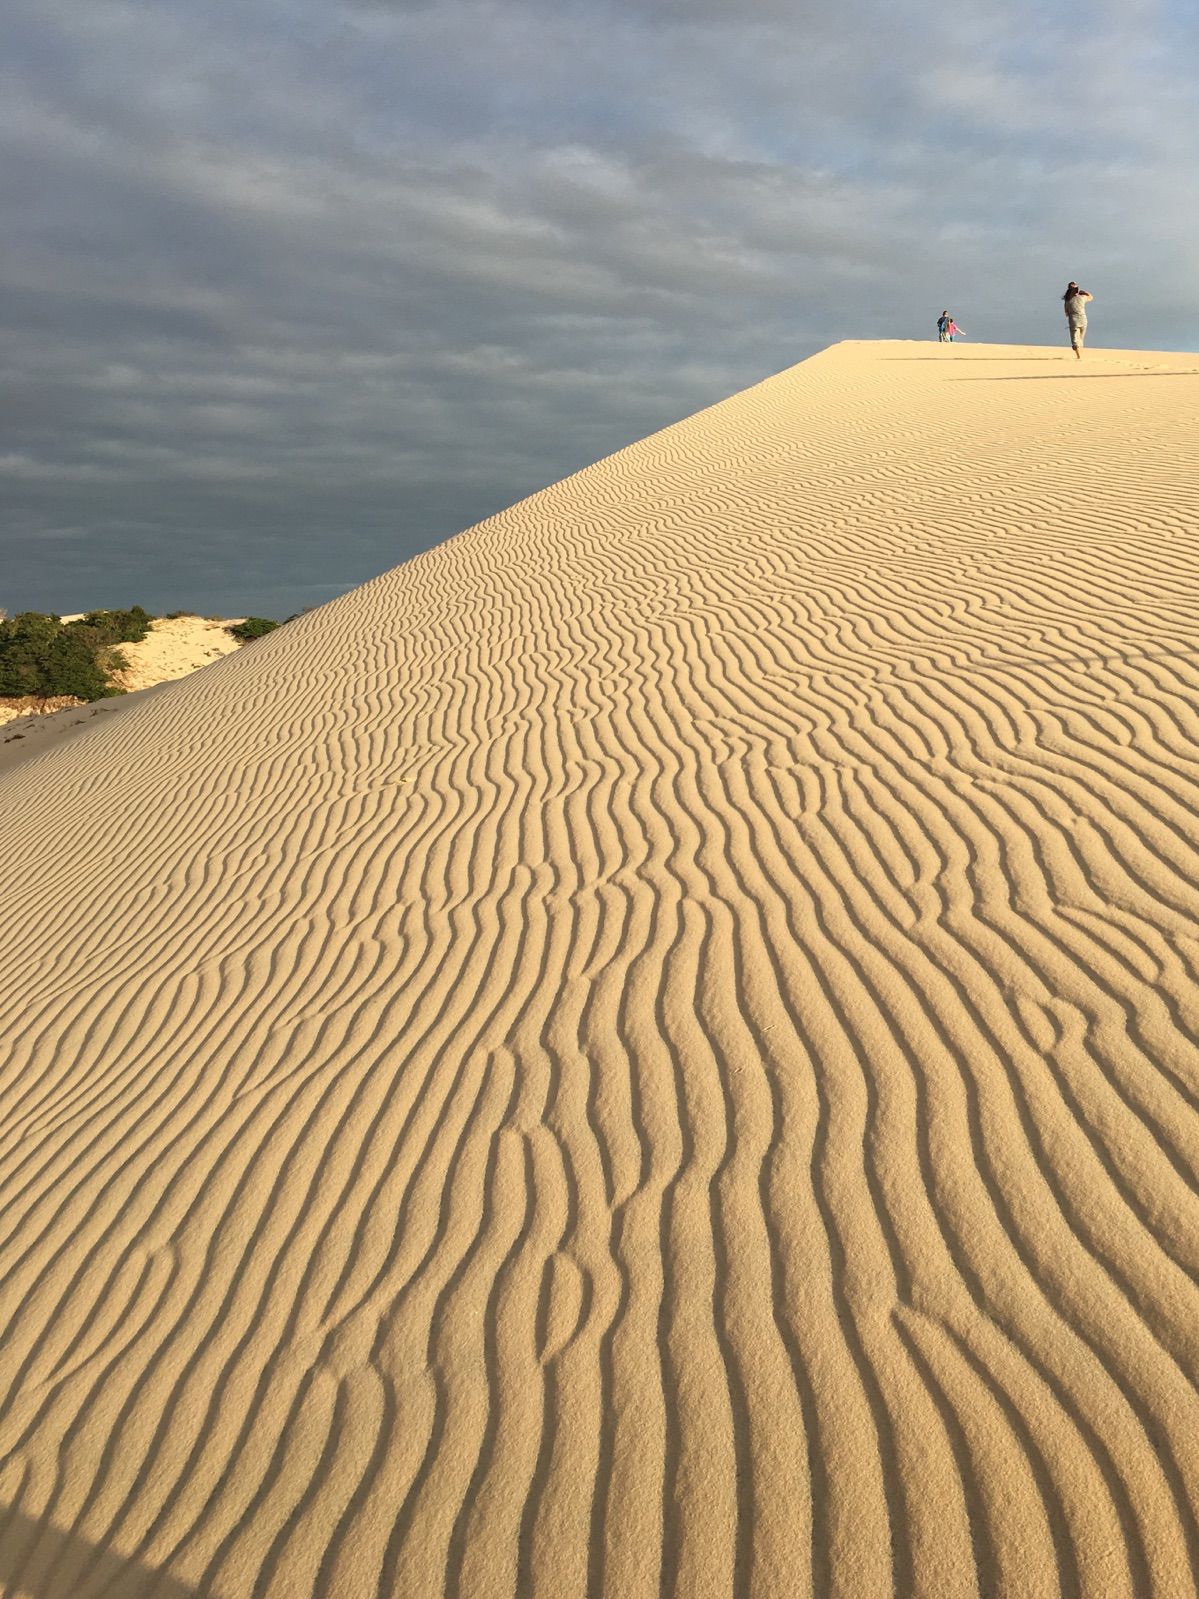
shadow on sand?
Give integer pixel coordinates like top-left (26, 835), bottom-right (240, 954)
top-left (0, 1506), bottom-right (200, 1599)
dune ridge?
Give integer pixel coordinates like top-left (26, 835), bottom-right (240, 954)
top-left (3, 339), bottom-right (1199, 1596)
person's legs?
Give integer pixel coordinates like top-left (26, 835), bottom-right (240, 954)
top-left (1070, 319), bottom-right (1085, 359)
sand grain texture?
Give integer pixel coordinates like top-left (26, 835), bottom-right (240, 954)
top-left (4, 341), bottom-right (1199, 1598)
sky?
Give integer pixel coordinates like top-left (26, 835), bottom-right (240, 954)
top-left (3, 0), bottom-right (1197, 620)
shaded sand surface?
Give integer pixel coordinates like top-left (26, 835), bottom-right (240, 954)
top-left (3, 340), bottom-right (1199, 1598)
top-left (1, 617), bottom-right (245, 776)
top-left (0, 686), bottom-right (175, 780)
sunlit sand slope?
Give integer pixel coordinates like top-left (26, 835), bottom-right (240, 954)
top-left (109, 615), bottom-right (243, 693)
top-left (4, 341), bottom-right (1199, 1599)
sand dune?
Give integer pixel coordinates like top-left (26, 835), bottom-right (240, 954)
top-left (108, 615), bottom-right (245, 695)
top-left (3, 339), bottom-right (1199, 1597)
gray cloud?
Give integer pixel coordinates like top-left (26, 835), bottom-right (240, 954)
top-left (2, 0), bottom-right (1196, 617)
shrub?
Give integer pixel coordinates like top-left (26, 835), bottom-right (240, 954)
top-left (67, 606), bottom-right (153, 651)
top-left (228, 617), bottom-right (279, 641)
top-left (0, 607), bottom-right (152, 700)
top-left (42, 632), bottom-right (112, 698)
top-left (0, 613), bottom-right (111, 699)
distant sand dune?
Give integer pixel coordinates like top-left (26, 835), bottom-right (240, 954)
top-left (4, 341), bottom-right (1199, 1596)
top-left (109, 614), bottom-right (244, 694)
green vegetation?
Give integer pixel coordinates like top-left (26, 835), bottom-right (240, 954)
top-left (228, 617), bottom-right (280, 641)
top-left (1, 605), bottom-right (289, 701)
top-left (0, 607), bottom-right (152, 700)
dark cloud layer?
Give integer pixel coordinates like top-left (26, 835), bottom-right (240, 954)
top-left (3, 0), bottom-right (1196, 617)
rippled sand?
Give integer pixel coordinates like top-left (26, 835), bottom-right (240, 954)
top-left (4, 340), bottom-right (1199, 1598)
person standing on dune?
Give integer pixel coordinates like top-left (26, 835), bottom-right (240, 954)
top-left (937, 311), bottom-right (951, 342)
top-left (1063, 281), bottom-right (1093, 359)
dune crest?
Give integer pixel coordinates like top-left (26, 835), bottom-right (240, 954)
top-left (3, 340), bottom-right (1199, 1597)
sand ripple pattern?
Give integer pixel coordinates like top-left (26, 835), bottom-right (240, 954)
top-left (4, 340), bottom-right (1199, 1597)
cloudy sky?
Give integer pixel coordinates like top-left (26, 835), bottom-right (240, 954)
top-left (4, 0), bottom-right (1196, 619)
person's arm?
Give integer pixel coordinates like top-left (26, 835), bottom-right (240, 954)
top-left (1081, 291), bottom-right (1093, 302)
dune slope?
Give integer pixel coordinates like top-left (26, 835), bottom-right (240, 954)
top-left (4, 340), bottom-right (1199, 1598)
